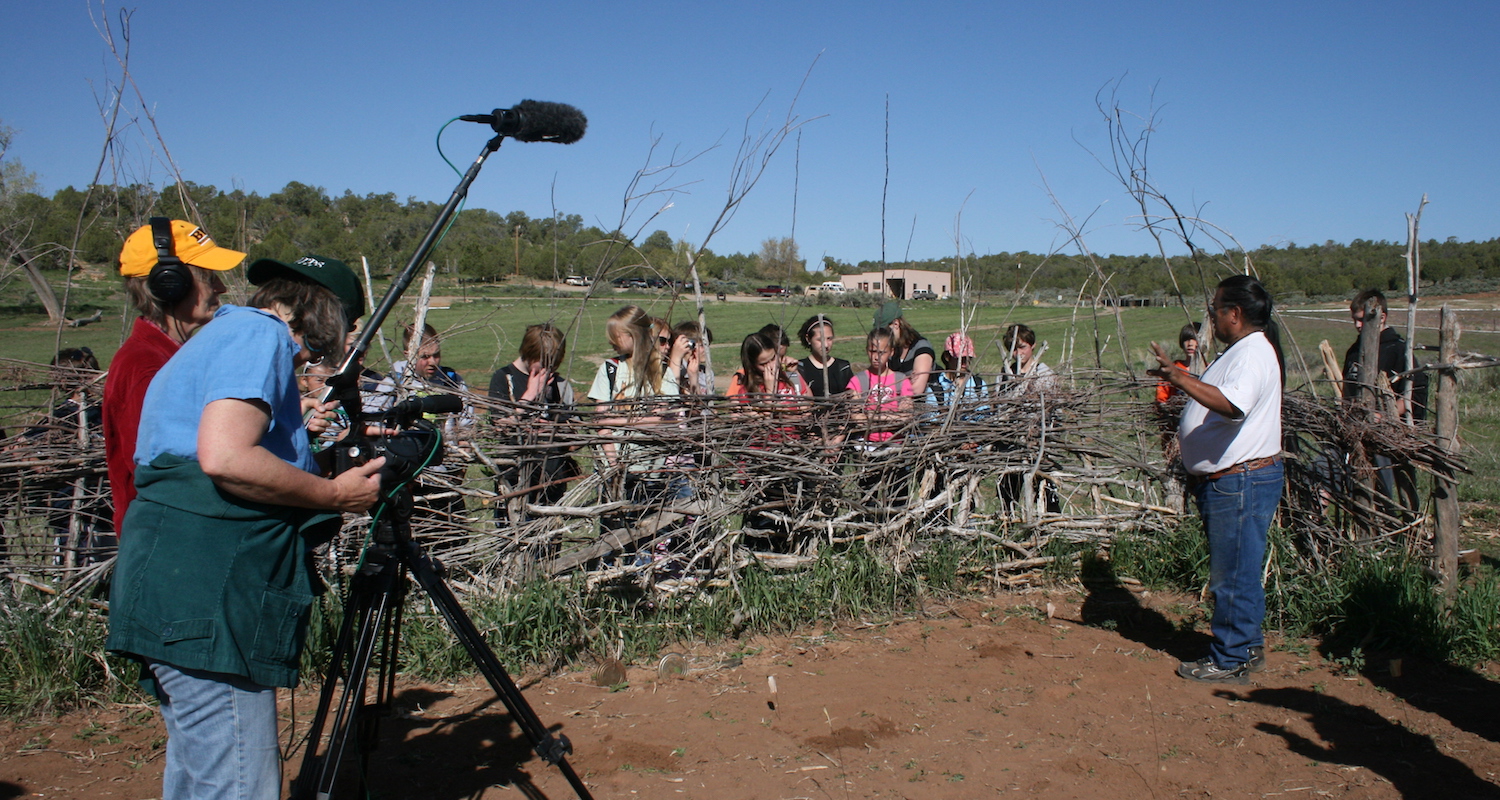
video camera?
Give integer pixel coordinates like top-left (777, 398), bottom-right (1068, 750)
top-left (292, 100), bottom-right (594, 800)
top-left (335, 394), bottom-right (462, 495)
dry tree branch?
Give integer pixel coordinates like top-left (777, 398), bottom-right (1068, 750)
top-left (1033, 161), bottom-right (1135, 378)
top-left (93, 2), bottom-right (199, 225)
top-left (0, 346), bottom-right (1460, 607)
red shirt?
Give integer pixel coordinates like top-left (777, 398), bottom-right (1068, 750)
top-left (727, 370), bottom-right (810, 443)
top-left (102, 318), bottom-right (180, 535)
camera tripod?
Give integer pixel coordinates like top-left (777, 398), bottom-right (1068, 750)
top-left (290, 479), bottom-right (593, 800)
top-left (299, 107), bottom-right (590, 799)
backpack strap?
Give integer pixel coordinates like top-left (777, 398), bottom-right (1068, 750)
top-left (786, 370), bottom-right (806, 395)
top-left (507, 365), bottom-right (527, 403)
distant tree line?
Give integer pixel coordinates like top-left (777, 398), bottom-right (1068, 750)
top-left (7, 178), bottom-right (1499, 300)
top-left (830, 238), bottom-right (1500, 301)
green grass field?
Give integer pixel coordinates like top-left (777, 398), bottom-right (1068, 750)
top-left (5, 276), bottom-right (1500, 714)
top-left (6, 277), bottom-right (1499, 388)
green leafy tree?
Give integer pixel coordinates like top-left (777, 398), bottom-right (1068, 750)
top-left (756, 236), bottom-right (804, 281)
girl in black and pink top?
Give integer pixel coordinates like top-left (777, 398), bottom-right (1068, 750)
top-left (796, 314), bottom-right (854, 398)
top-left (846, 326), bottom-right (916, 511)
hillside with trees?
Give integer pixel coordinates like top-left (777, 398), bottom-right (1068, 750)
top-left (5, 176), bottom-right (1499, 306)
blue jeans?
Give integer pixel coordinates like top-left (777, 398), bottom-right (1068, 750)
top-left (1192, 461), bottom-right (1284, 668)
top-left (150, 661), bottom-right (281, 800)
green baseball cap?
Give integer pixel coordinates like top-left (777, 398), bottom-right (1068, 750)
top-left (873, 301), bottom-right (903, 329)
top-left (248, 254), bottom-right (366, 325)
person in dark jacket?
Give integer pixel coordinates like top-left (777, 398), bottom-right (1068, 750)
top-left (27, 348), bottom-right (112, 564)
top-left (1342, 288), bottom-right (1428, 508)
top-left (1342, 288), bottom-right (1428, 421)
top-left (487, 323), bottom-right (579, 529)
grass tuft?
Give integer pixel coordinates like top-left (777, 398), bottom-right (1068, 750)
top-left (0, 587), bottom-right (142, 717)
top-left (1109, 521), bottom-right (1500, 668)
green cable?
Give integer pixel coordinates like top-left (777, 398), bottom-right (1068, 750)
top-left (353, 425), bottom-right (448, 570)
top-left (429, 119), bottom-right (467, 251)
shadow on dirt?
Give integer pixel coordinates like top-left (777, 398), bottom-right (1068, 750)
top-left (1360, 657), bottom-right (1500, 747)
top-left (1077, 553), bottom-right (1211, 664)
top-left (311, 686), bottom-right (573, 800)
top-left (1230, 686), bottom-right (1500, 799)
top-left (0, 782), bottom-right (25, 800)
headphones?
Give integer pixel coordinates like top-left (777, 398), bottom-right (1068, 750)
top-left (146, 216), bottom-right (193, 305)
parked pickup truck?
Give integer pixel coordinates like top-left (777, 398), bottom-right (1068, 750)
top-left (757, 285), bottom-right (793, 297)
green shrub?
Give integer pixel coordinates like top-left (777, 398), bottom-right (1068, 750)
top-left (1108, 518), bottom-right (1209, 593)
top-left (0, 588), bottom-right (142, 717)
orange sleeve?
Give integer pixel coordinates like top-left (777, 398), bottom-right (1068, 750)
top-left (726, 371), bottom-right (748, 398)
top-left (1155, 361), bottom-right (1189, 403)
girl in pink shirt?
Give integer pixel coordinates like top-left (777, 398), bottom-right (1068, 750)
top-left (846, 327), bottom-right (915, 445)
top-left (846, 327), bottom-right (916, 512)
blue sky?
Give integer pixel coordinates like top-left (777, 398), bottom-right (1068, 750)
top-left (3, 1), bottom-right (1496, 264)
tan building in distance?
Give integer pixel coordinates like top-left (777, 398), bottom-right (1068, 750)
top-left (834, 268), bottom-right (951, 300)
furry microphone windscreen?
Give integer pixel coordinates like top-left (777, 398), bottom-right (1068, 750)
top-left (510, 100), bottom-right (587, 144)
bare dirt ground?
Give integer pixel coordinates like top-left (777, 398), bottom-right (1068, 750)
top-left (6, 586), bottom-right (1500, 800)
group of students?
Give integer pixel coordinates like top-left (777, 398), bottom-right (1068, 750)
top-left (75, 218), bottom-right (1255, 797)
top-left (455, 300), bottom-right (1077, 540)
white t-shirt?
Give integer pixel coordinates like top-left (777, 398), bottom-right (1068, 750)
top-left (586, 357), bottom-right (679, 472)
top-left (1178, 331), bottom-right (1281, 476)
top-left (586, 357), bottom-right (679, 404)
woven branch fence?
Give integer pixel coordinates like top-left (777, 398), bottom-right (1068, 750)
top-left (0, 354), bottom-right (1464, 610)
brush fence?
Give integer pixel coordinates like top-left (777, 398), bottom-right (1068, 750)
top-left (0, 356), bottom-right (1461, 599)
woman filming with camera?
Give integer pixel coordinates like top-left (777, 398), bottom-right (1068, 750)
top-left (107, 254), bottom-right (384, 800)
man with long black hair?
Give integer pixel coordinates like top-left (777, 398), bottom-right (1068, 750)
top-left (1151, 275), bottom-right (1285, 684)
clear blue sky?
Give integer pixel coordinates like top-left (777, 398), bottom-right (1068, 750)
top-left (3, 1), bottom-right (1496, 264)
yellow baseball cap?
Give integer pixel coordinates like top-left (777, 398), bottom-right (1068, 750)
top-left (118, 220), bottom-right (246, 277)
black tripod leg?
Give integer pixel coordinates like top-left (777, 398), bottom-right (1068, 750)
top-left (291, 558), bottom-right (403, 800)
top-left (399, 543), bottom-right (595, 800)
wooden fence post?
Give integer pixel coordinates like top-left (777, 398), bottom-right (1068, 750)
top-left (1353, 298), bottom-right (1388, 533)
top-left (1356, 298), bottom-right (1384, 411)
top-left (1432, 304), bottom-right (1461, 605)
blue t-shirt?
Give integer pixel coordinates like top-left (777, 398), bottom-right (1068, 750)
top-left (135, 304), bottom-right (316, 473)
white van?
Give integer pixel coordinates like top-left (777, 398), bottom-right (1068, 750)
top-left (820, 281), bottom-right (847, 294)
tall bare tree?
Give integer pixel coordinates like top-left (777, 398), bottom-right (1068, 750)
top-left (0, 123), bottom-right (67, 323)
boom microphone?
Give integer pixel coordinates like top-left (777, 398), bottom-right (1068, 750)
top-left (459, 100), bottom-right (587, 144)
